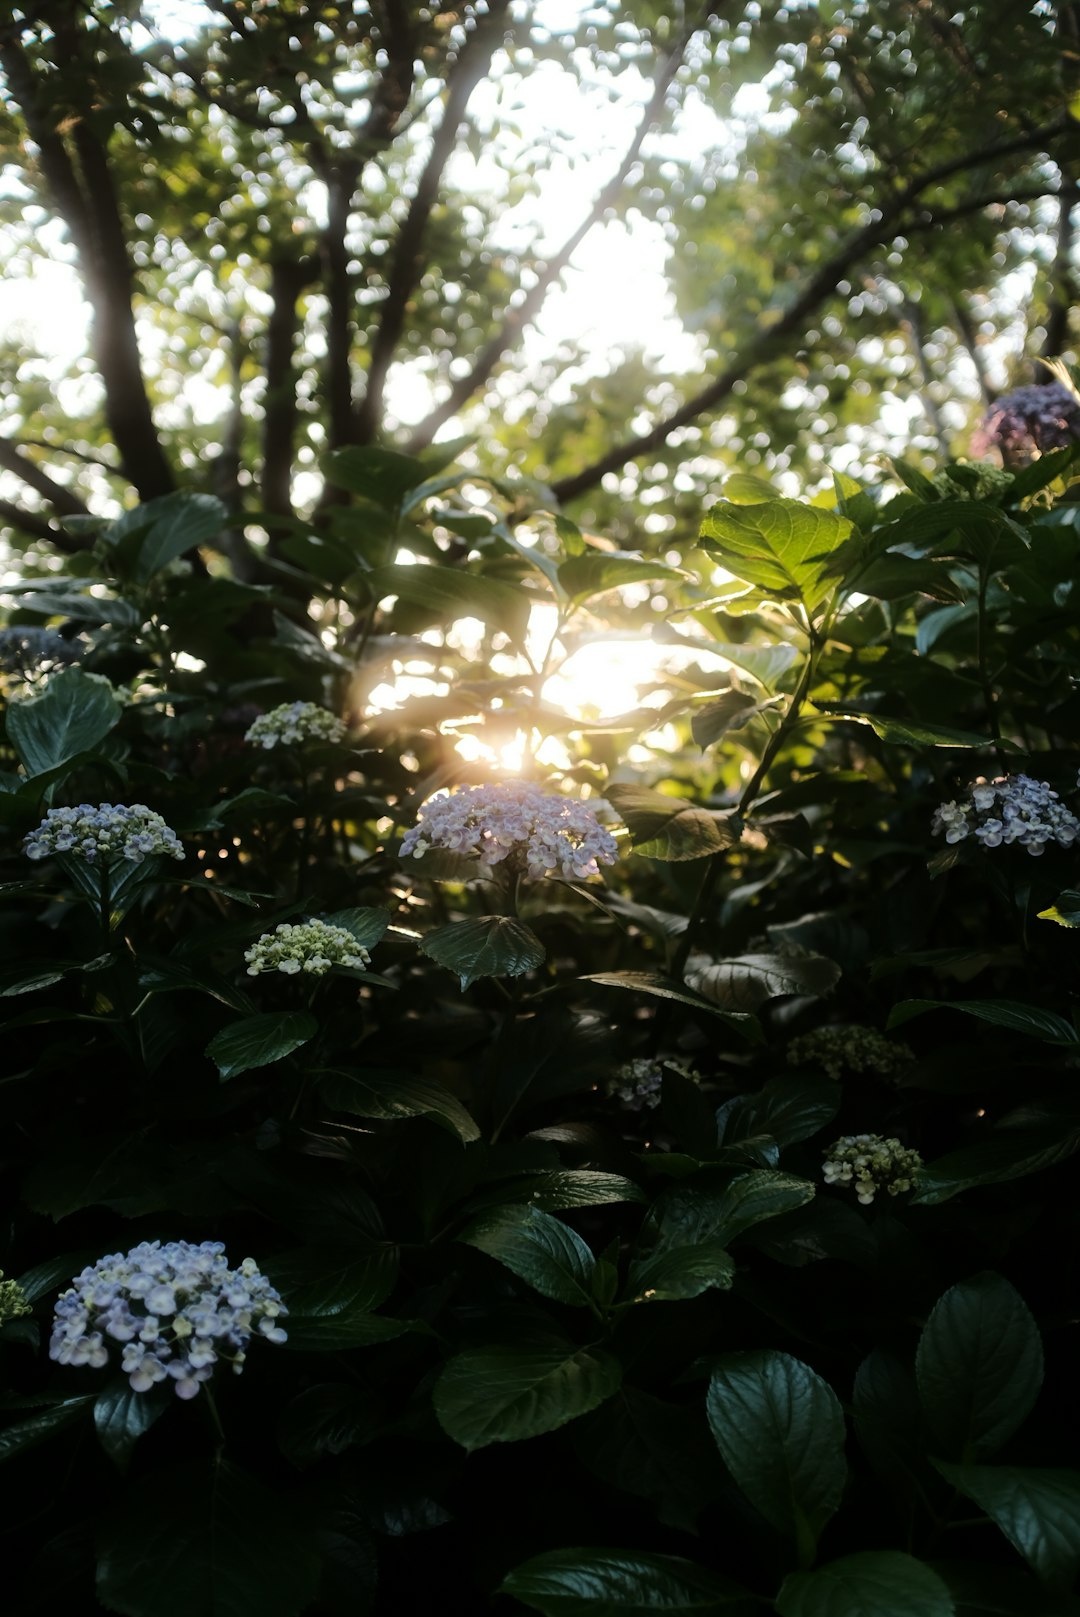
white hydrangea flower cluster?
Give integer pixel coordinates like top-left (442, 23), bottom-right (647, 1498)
top-left (244, 701), bottom-right (346, 749)
top-left (822, 1135), bottom-right (923, 1205)
top-left (245, 919), bottom-right (370, 977)
top-left (606, 1057), bottom-right (700, 1112)
top-left (788, 1024), bottom-right (913, 1083)
top-left (49, 1240), bottom-right (287, 1401)
top-left (932, 774), bottom-right (1080, 856)
top-left (24, 803), bottom-right (184, 865)
top-left (401, 781), bottom-right (619, 880)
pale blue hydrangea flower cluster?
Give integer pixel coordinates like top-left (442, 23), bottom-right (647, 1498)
top-left (401, 781), bottom-right (619, 880)
top-left (49, 1240), bottom-right (287, 1400)
top-left (822, 1134), bottom-right (922, 1204)
top-left (244, 701), bottom-right (346, 749)
top-left (788, 1024), bottom-right (913, 1083)
top-left (24, 803), bottom-right (184, 865)
top-left (606, 1056), bottom-right (700, 1111)
top-left (932, 774), bottom-right (1080, 856)
top-left (245, 919), bottom-right (370, 976)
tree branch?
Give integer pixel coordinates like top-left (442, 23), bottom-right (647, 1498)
top-left (553, 119), bottom-right (1069, 503)
top-left (1042, 173), bottom-right (1078, 357)
top-left (0, 499), bottom-right (87, 552)
top-left (0, 437), bottom-right (91, 519)
top-left (262, 258), bottom-right (318, 518)
top-left (0, 23), bottom-right (174, 503)
top-left (952, 293), bottom-right (996, 406)
top-left (355, 0), bottom-right (511, 442)
top-left (403, 2), bottom-right (719, 453)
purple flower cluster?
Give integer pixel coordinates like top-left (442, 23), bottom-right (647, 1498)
top-left (932, 773), bottom-right (1080, 856)
top-left (401, 781), bottom-right (619, 880)
top-left (970, 382), bottom-right (1080, 464)
top-left (24, 803), bottom-right (184, 865)
top-left (49, 1240), bottom-right (287, 1400)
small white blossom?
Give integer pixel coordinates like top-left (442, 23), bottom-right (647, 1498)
top-left (932, 774), bottom-right (1080, 857)
top-left (401, 780), bottom-right (619, 881)
top-left (606, 1056), bottom-right (701, 1112)
top-left (244, 701), bottom-right (345, 750)
top-left (49, 1240), bottom-right (286, 1400)
top-left (787, 1024), bottom-right (913, 1083)
top-left (24, 803), bottom-right (183, 866)
top-left (245, 918), bottom-right (370, 977)
top-left (822, 1134), bottom-right (922, 1205)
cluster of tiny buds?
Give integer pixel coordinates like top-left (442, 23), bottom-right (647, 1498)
top-left (606, 1057), bottom-right (701, 1112)
top-left (787, 1024), bottom-right (913, 1083)
top-left (49, 1240), bottom-right (287, 1401)
top-left (24, 804), bottom-right (184, 866)
top-left (932, 773), bottom-right (1080, 857)
top-left (244, 701), bottom-right (346, 750)
top-left (0, 1270), bottom-right (31, 1325)
top-left (245, 919), bottom-right (370, 977)
top-left (822, 1135), bottom-right (923, 1205)
top-left (401, 780), bottom-right (619, 881)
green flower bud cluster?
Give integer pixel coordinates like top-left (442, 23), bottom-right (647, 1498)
top-left (822, 1134), bottom-right (922, 1204)
top-left (787, 1023), bottom-right (913, 1083)
top-left (0, 1271), bottom-right (31, 1325)
top-left (245, 919), bottom-right (370, 977)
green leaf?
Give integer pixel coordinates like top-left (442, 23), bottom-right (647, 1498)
top-left (558, 552), bottom-right (684, 601)
top-left (777, 1552), bottom-right (954, 1617)
top-left (690, 689), bottom-right (764, 748)
top-left (93, 1379), bottom-right (169, 1472)
top-left (419, 915), bottom-right (545, 989)
top-left (706, 1351), bottom-right (847, 1552)
top-left (276, 1383), bottom-right (382, 1469)
top-left (266, 1247), bottom-right (398, 1318)
top-left (933, 1461), bottom-right (1080, 1590)
top-left (96, 1459), bottom-right (320, 1617)
top-left (205, 1011), bottom-right (318, 1080)
top-left (716, 1077), bottom-right (840, 1149)
top-left (280, 1312), bottom-right (415, 1351)
top-left (700, 498), bottom-right (852, 612)
top-left (481, 1169), bottom-right (647, 1212)
top-left (322, 906), bottom-right (392, 949)
top-left (0, 1396), bottom-right (94, 1463)
top-left (434, 1339), bottom-right (622, 1450)
top-left (319, 1067), bottom-right (480, 1142)
top-left (916, 1272), bottom-right (1044, 1461)
top-left (459, 1205), bottom-right (596, 1307)
top-left (605, 783), bottom-right (741, 861)
top-left (851, 554), bottom-right (967, 604)
top-left (624, 1242), bottom-right (735, 1304)
top-left (814, 707), bottom-right (1016, 751)
top-left (853, 1352), bottom-right (925, 1494)
top-left (5, 666), bottom-right (123, 778)
top-left (911, 1127), bottom-right (1080, 1205)
top-left (134, 492), bottom-right (227, 579)
top-left (1036, 890), bottom-right (1080, 927)
top-left (685, 952), bottom-right (841, 1011)
top-left (370, 562), bottom-right (531, 648)
top-left (573, 1388), bottom-right (726, 1532)
top-left (581, 972), bottom-right (762, 1040)
top-left (887, 999), bottom-right (1078, 1046)
top-left (321, 445), bottom-right (428, 507)
top-left (500, 1547), bottom-right (758, 1614)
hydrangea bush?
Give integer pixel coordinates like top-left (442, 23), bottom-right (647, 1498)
top-left (3, 448), bottom-right (1080, 1615)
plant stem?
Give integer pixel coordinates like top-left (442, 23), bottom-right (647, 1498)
top-left (99, 861), bottom-right (113, 947)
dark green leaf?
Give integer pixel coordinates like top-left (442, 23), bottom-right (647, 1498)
top-left (434, 1339), bottom-right (621, 1450)
top-left (459, 1205), bottom-right (596, 1307)
top-left (916, 1272), bottom-right (1044, 1461)
top-left (134, 492), bottom-right (227, 579)
top-left (716, 1077), bottom-right (840, 1149)
top-left (371, 563), bottom-right (531, 648)
top-left (500, 1547), bottom-right (758, 1614)
top-left (206, 1012), bottom-right (318, 1080)
top-left (277, 1383), bottom-right (382, 1469)
top-left (93, 1379), bottom-right (169, 1472)
top-left (852, 554), bottom-right (966, 603)
top-left (933, 1461), bottom-right (1080, 1589)
top-left (280, 1313), bottom-right (414, 1351)
top-left (605, 784), bottom-right (741, 861)
top-left (482, 1170), bottom-right (647, 1212)
top-left (777, 1552), bottom-right (954, 1617)
top-left (420, 915), bottom-right (545, 988)
top-left (96, 1459), bottom-right (319, 1617)
top-left (706, 1350), bottom-right (846, 1552)
top-left (321, 445), bottom-right (428, 507)
top-left (814, 707), bottom-right (1016, 751)
top-left (581, 972), bottom-right (762, 1040)
top-left (690, 689), bottom-right (763, 748)
top-left (0, 1396), bottom-right (94, 1463)
top-left (573, 1389), bottom-right (726, 1533)
top-left (887, 1000), bottom-right (1078, 1046)
top-left (911, 1127), bottom-right (1080, 1205)
top-left (320, 1067), bottom-right (480, 1142)
top-left (685, 952), bottom-right (840, 1011)
top-left (6, 666), bottom-right (123, 778)
top-left (322, 906), bottom-right (392, 949)
top-left (624, 1242), bottom-right (735, 1304)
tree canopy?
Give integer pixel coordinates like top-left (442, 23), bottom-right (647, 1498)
top-left (0, 0), bottom-right (1077, 555)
